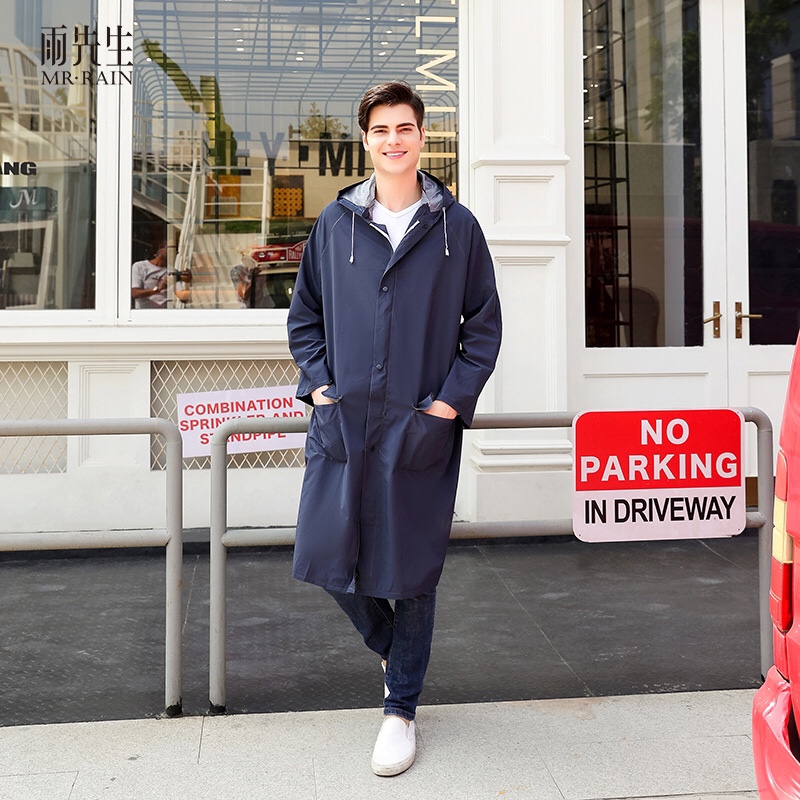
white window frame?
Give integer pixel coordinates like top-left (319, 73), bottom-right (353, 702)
top-left (0, 0), bottom-right (118, 329)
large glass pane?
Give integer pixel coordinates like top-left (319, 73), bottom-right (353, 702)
top-left (0, 0), bottom-right (97, 310)
top-left (131, 0), bottom-right (458, 310)
top-left (584, 0), bottom-right (702, 347)
top-left (746, 0), bottom-right (800, 345)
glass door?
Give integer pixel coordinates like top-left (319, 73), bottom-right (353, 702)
top-left (742, 0), bottom-right (800, 346)
top-left (572, 0), bottom-right (728, 414)
top-left (583, 0), bottom-right (703, 349)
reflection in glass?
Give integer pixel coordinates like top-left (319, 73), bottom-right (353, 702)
top-left (584, 0), bottom-right (702, 347)
top-left (132, 0), bottom-right (459, 310)
top-left (0, 0), bottom-right (97, 309)
top-left (746, 0), bottom-right (800, 345)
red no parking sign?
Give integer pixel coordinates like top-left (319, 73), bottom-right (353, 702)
top-left (572, 409), bottom-right (746, 543)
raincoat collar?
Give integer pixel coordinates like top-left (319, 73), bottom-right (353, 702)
top-left (337, 170), bottom-right (453, 216)
top-left (338, 171), bottom-right (454, 263)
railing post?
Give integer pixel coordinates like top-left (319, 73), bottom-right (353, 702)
top-left (740, 407), bottom-right (776, 678)
top-left (158, 418), bottom-right (184, 716)
top-left (209, 425), bottom-right (230, 713)
top-left (0, 417), bottom-right (183, 717)
top-left (208, 415), bottom-right (310, 713)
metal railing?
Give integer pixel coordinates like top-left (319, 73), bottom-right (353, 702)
top-left (208, 408), bottom-right (774, 712)
top-left (0, 418), bottom-right (184, 717)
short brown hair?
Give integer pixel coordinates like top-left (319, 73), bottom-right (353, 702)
top-left (358, 81), bottom-right (425, 133)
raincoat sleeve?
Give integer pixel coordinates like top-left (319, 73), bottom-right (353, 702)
top-left (435, 220), bottom-right (502, 428)
top-left (287, 217), bottom-right (333, 406)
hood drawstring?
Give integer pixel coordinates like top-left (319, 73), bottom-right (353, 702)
top-left (349, 201), bottom-right (448, 262)
top-left (349, 212), bottom-right (355, 263)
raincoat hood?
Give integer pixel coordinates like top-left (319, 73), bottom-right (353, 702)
top-left (337, 171), bottom-right (454, 263)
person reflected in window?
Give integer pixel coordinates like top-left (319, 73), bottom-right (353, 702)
top-left (230, 250), bottom-right (275, 308)
top-left (131, 241), bottom-right (168, 308)
top-left (230, 251), bottom-right (255, 308)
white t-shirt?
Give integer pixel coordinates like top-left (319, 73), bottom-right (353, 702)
top-left (371, 198), bottom-right (423, 250)
top-left (131, 259), bottom-right (167, 309)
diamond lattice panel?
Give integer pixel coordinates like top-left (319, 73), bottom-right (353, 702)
top-left (151, 360), bottom-right (305, 470)
top-left (0, 362), bottom-right (68, 474)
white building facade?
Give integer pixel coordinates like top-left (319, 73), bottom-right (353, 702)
top-left (1, 0), bottom-right (795, 533)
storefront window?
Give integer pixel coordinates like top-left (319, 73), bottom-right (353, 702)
top-left (131, 0), bottom-right (458, 310)
top-left (583, 0), bottom-right (702, 347)
top-left (0, 0), bottom-right (97, 310)
top-left (746, 1), bottom-right (800, 345)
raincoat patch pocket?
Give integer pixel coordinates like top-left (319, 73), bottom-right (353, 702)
top-left (307, 402), bottom-right (347, 462)
top-left (399, 409), bottom-right (456, 471)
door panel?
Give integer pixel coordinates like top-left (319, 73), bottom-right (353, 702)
top-left (583, 0), bottom-right (704, 349)
top-left (743, 1), bottom-right (800, 346)
top-left (574, 0), bottom-right (728, 414)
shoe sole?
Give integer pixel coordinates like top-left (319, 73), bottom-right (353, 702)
top-left (371, 752), bottom-right (415, 777)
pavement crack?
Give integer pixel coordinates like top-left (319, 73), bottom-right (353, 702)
top-left (183, 555), bottom-right (200, 634)
top-left (476, 544), bottom-right (596, 697)
top-left (698, 537), bottom-right (758, 575)
top-left (197, 715), bottom-right (206, 764)
top-left (533, 741), bottom-right (568, 800)
top-left (311, 755), bottom-right (319, 799)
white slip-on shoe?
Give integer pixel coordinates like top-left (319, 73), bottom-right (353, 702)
top-left (371, 715), bottom-right (416, 777)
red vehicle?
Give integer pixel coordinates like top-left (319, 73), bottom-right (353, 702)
top-left (752, 332), bottom-right (800, 797)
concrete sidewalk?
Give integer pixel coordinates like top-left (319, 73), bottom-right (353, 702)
top-left (0, 689), bottom-right (757, 800)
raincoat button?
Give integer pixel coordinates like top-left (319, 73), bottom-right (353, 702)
top-left (376, 364), bottom-right (383, 370)
top-left (382, 286), bottom-right (388, 292)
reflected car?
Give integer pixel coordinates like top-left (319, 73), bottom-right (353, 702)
top-left (247, 240), bottom-right (306, 309)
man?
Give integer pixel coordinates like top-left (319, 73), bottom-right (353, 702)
top-left (230, 251), bottom-right (256, 308)
top-left (131, 241), bottom-right (168, 308)
top-left (287, 82), bottom-right (502, 776)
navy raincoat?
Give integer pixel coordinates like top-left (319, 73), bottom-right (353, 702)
top-left (288, 171), bottom-right (502, 599)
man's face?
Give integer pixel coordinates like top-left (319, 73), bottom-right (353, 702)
top-left (152, 244), bottom-right (167, 265)
top-left (362, 103), bottom-right (425, 179)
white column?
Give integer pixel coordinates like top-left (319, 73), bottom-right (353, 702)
top-left (457, 0), bottom-right (572, 523)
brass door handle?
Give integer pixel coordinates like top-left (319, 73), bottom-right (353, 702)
top-left (735, 301), bottom-right (763, 338)
top-left (703, 301), bottom-right (721, 338)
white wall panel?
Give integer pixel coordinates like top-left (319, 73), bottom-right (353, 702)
top-left (69, 361), bottom-right (151, 468)
top-left (455, 0), bottom-right (572, 524)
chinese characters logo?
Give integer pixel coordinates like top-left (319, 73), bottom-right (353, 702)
top-left (40, 25), bottom-right (133, 86)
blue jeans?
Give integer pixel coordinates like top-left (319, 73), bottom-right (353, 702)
top-left (325, 589), bottom-right (436, 722)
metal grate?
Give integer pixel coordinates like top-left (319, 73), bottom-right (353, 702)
top-left (150, 359), bottom-right (306, 470)
top-left (0, 362), bottom-right (69, 474)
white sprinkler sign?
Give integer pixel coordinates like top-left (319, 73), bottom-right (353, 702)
top-left (572, 409), bottom-right (746, 542)
top-left (177, 386), bottom-right (306, 458)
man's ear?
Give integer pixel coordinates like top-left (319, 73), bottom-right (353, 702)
top-left (419, 125), bottom-right (426, 147)
top-left (361, 130), bottom-right (369, 150)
